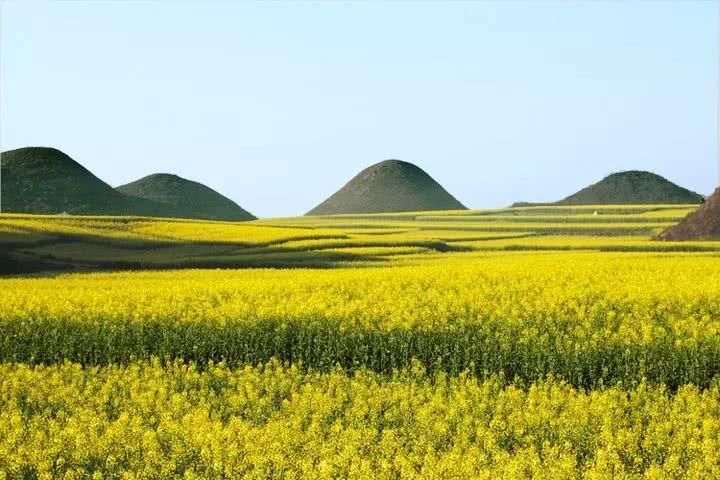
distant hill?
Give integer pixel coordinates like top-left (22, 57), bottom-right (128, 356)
top-left (557, 171), bottom-right (703, 205)
top-left (0, 146), bottom-right (157, 215)
top-left (117, 173), bottom-right (255, 221)
top-left (307, 159), bottom-right (466, 215)
top-left (513, 171), bottom-right (703, 207)
top-left (1, 147), bottom-right (254, 221)
top-left (658, 188), bottom-right (720, 240)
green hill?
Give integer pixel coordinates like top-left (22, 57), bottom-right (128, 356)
top-left (1, 147), bottom-right (254, 221)
top-left (117, 174), bottom-right (255, 221)
top-left (307, 160), bottom-right (466, 215)
top-left (513, 171), bottom-right (703, 207)
top-left (0, 146), bottom-right (163, 215)
top-left (556, 171), bottom-right (703, 205)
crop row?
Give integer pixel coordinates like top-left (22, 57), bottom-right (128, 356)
top-left (1, 360), bottom-right (719, 479)
top-left (2, 254), bottom-right (720, 387)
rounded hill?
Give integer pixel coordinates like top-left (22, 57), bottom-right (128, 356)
top-left (117, 173), bottom-right (255, 221)
top-left (557, 170), bottom-right (703, 205)
top-left (1, 146), bottom-right (136, 215)
top-left (307, 159), bottom-right (466, 215)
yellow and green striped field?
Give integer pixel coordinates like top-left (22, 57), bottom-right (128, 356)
top-left (0, 204), bottom-right (711, 272)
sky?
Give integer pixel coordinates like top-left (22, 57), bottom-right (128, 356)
top-left (1, 0), bottom-right (718, 217)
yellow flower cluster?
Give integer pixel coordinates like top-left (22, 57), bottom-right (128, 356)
top-left (2, 253), bottom-right (720, 386)
top-left (0, 360), bottom-right (718, 479)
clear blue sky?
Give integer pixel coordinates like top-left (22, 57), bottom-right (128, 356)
top-left (1, 0), bottom-right (718, 217)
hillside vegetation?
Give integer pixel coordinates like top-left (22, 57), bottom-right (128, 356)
top-left (558, 171), bottom-right (703, 205)
top-left (1, 147), bottom-right (255, 221)
top-left (514, 170), bottom-right (703, 207)
top-left (0, 147), bottom-right (157, 216)
top-left (117, 173), bottom-right (255, 221)
top-left (308, 159), bottom-right (466, 215)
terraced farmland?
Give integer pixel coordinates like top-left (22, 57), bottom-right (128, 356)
top-left (0, 204), bottom-right (706, 272)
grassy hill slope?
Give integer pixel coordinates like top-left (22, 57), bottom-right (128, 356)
top-left (513, 171), bottom-right (703, 207)
top-left (1, 146), bottom-right (159, 215)
top-left (557, 171), bottom-right (703, 205)
top-left (117, 173), bottom-right (255, 221)
top-left (308, 160), bottom-right (466, 215)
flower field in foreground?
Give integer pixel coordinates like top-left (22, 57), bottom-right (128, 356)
top-left (2, 361), bottom-right (720, 480)
top-left (3, 205), bottom-right (720, 478)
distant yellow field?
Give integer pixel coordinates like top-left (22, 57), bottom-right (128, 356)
top-left (0, 204), bottom-right (708, 273)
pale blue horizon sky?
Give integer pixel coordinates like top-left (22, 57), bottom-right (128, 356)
top-left (1, 0), bottom-right (718, 217)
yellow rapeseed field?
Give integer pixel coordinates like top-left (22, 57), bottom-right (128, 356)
top-left (2, 253), bottom-right (720, 386)
top-left (2, 205), bottom-right (720, 478)
top-left (1, 360), bottom-right (719, 479)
